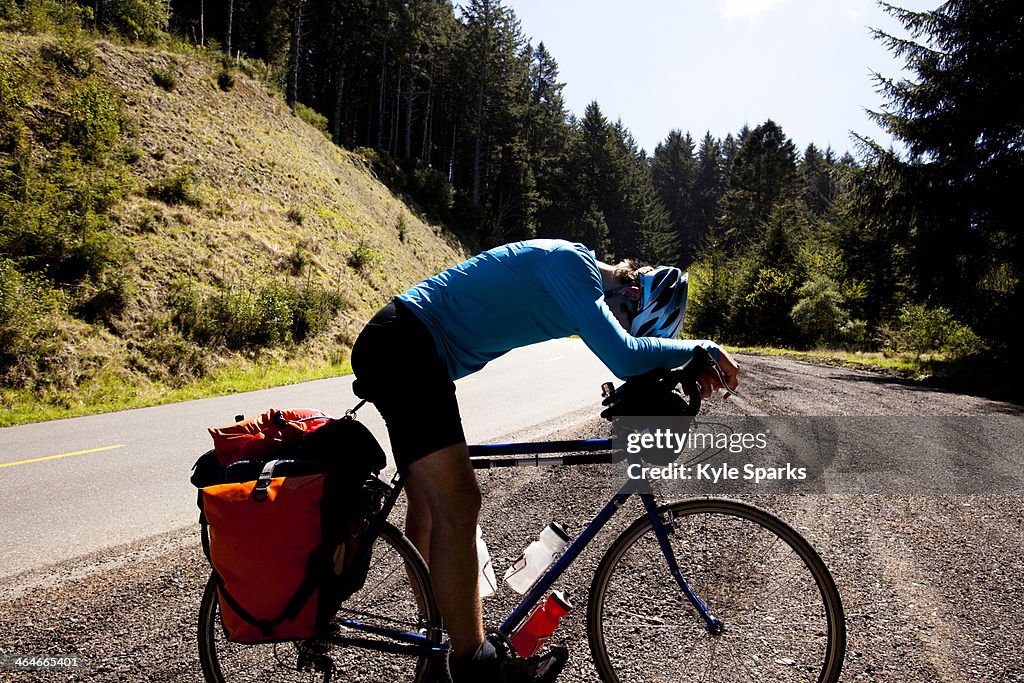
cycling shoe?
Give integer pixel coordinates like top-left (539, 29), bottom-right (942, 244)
top-left (449, 640), bottom-right (569, 683)
top-left (522, 645), bottom-right (569, 682)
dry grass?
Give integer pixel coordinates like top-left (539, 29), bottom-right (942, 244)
top-left (92, 39), bottom-right (464, 319)
top-left (1, 34), bottom-right (468, 425)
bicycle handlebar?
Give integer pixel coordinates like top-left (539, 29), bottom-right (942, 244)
top-left (599, 345), bottom-right (726, 420)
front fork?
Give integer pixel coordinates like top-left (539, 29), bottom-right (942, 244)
top-left (640, 495), bottom-right (723, 636)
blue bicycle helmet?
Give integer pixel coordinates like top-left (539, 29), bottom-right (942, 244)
top-left (630, 266), bottom-right (688, 339)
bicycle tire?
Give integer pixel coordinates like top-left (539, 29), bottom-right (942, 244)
top-left (587, 498), bottom-right (845, 683)
top-left (198, 521), bottom-right (442, 683)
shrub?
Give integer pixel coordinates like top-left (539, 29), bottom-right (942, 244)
top-left (348, 240), bottom-right (379, 272)
top-left (104, 0), bottom-right (168, 43)
top-left (291, 283), bottom-right (346, 342)
top-left (683, 251), bottom-right (732, 340)
top-left (0, 58), bottom-right (31, 125)
top-left (287, 246), bottom-right (309, 275)
top-left (0, 258), bottom-right (65, 384)
top-left (41, 30), bottom-right (96, 77)
top-left (63, 81), bottom-right (124, 161)
top-left (1, 145), bottom-right (125, 285)
top-left (294, 102), bottom-right (330, 139)
top-left (407, 161), bottom-right (454, 222)
top-left (76, 268), bottom-right (134, 324)
top-left (0, 0), bottom-right (16, 22)
top-left (170, 277), bottom-right (346, 350)
top-left (217, 66), bottom-right (235, 91)
top-left (147, 166), bottom-right (202, 205)
top-left (880, 303), bottom-right (984, 358)
top-left (233, 55), bottom-right (282, 89)
top-left (151, 66), bottom-right (177, 91)
top-left (134, 329), bottom-right (210, 384)
top-left (356, 147), bottom-right (404, 190)
top-left (5, 0), bottom-right (90, 34)
top-left (729, 264), bottom-right (798, 345)
top-left (790, 276), bottom-right (850, 347)
top-left (838, 319), bottom-right (869, 348)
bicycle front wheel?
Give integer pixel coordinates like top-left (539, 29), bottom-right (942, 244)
top-left (588, 498), bottom-right (845, 683)
top-left (198, 521), bottom-right (441, 683)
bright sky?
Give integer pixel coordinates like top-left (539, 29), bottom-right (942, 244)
top-left (500, 0), bottom-right (939, 158)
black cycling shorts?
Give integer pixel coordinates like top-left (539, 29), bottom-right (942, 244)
top-left (350, 299), bottom-right (465, 470)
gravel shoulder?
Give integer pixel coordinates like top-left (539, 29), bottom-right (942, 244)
top-left (1, 354), bottom-right (1022, 682)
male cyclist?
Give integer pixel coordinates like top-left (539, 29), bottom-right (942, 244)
top-left (350, 239), bottom-right (739, 682)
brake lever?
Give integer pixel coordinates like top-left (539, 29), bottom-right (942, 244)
top-left (685, 345), bottom-right (738, 399)
top-left (708, 358), bottom-right (739, 398)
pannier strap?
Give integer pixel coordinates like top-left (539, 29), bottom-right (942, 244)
top-left (345, 400), bottom-right (367, 418)
top-left (212, 545), bottom-right (331, 637)
top-left (252, 459), bottom-right (293, 501)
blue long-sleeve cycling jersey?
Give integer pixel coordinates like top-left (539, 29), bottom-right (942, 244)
top-left (396, 239), bottom-right (720, 381)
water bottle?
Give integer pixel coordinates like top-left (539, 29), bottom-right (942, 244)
top-left (510, 591), bottom-right (572, 658)
top-left (503, 523), bottom-right (571, 594)
top-left (476, 525), bottom-right (497, 598)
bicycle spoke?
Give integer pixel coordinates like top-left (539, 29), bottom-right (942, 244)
top-left (347, 562), bottom-right (406, 610)
top-left (719, 635), bottom-right (767, 683)
top-left (590, 501), bottom-right (843, 683)
top-left (699, 637), bottom-right (719, 683)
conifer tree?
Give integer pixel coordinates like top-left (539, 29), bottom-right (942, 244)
top-left (718, 120), bottom-right (798, 248)
top-left (528, 42), bottom-right (571, 238)
top-left (858, 0), bottom-right (1023, 352)
top-left (693, 132), bottom-right (726, 248)
top-left (651, 130), bottom-right (698, 264)
top-left (800, 143), bottom-right (834, 216)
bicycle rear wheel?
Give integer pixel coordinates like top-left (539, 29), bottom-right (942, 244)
top-left (198, 521), bottom-right (442, 682)
top-left (588, 498), bottom-right (845, 683)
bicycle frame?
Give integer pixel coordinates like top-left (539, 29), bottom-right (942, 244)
top-left (469, 438), bottom-right (721, 638)
top-left (329, 435), bottom-right (722, 660)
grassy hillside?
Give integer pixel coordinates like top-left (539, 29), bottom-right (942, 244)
top-left (0, 31), bottom-right (467, 425)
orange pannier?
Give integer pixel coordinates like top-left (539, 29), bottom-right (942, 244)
top-left (202, 462), bottom-right (341, 642)
top-left (192, 409), bottom-right (387, 643)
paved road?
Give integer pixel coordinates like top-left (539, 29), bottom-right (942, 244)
top-left (0, 338), bottom-right (610, 579)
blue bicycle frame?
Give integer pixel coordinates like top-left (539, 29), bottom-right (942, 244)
top-left (332, 436), bottom-right (722, 660)
top-left (468, 438), bottom-right (721, 639)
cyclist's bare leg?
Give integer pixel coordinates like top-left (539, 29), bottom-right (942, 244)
top-left (404, 476), bottom-right (432, 565)
top-left (407, 441), bottom-right (484, 657)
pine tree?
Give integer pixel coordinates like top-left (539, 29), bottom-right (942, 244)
top-left (693, 132), bottom-right (725, 248)
top-left (799, 143), bottom-right (834, 216)
top-left (458, 0), bottom-right (537, 242)
top-left (718, 120), bottom-right (798, 249)
top-left (528, 42), bottom-right (571, 238)
top-left (651, 130), bottom-right (698, 264)
top-left (859, 0), bottom-right (1024, 352)
top-left (567, 102), bottom-right (616, 255)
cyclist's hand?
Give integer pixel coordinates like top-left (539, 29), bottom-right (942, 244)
top-left (696, 349), bottom-right (740, 398)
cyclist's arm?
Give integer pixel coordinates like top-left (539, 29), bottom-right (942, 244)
top-left (535, 247), bottom-right (721, 379)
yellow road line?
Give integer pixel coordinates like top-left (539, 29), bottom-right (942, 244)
top-left (0, 444), bottom-right (127, 469)
top-left (544, 355), bottom-right (565, 363)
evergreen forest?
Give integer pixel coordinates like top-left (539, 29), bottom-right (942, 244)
top-left (2, 0), bottom-right (1023, 411)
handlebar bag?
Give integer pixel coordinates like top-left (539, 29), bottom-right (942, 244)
top-left (601, 384), bottom-right (690, 419)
